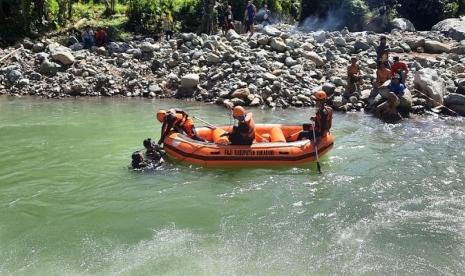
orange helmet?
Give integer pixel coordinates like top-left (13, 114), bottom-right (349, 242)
top-left (233, 106), bottom-right (246, 117)
top-left (312, 90), bottom-right (327, 101)
top-left (156, 110), bottom-right (167, 122)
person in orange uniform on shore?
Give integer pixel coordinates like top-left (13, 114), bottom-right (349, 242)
top-left (222, 105), bottom-right (256, 145)
top-left (157, 108), bottom-right (204, 145)
top-left (298, 91), bottom-right (333, 140)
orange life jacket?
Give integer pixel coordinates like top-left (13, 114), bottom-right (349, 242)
top-left (230, 113), bottom-right (255, 144)
top-left (170, 112), bottom-right (194, 137)
top-left (315, 106), bottom-right (333, 135)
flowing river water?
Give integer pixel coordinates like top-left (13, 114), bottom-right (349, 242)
top-left (1, 96), bottom-right (464, 274)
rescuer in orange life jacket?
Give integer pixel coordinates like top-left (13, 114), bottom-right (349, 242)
top-left (221, 105), bottom-right (256, 145)
top-left (156, 108), bottom-right (204, 145)
top-left (298, 90), bottom-right (333, 140)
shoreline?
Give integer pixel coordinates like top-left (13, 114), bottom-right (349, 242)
top-left (1, 23), bottom-right (465, 121)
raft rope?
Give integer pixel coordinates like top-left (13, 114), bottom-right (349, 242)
top-left (412, 88), bottom-right (458, 116)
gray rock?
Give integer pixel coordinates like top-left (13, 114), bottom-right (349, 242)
top-left (18, 78), bottom-right (30, 86)
top-left (226, 29), bottom-right (241, 41)
top-left (424, 40), bottom-right (451, 54)
top-left (455, 78), bottom-right (465, 94)
top-left (181, 74), bottom-right (200, 88)
top-left (449, 46), bottom-right (465, 55)
top-left (230, 88), bottom-right (250, 99)
top-left (354, 40), bottom-right (371, 51)
top-left (270, 38), bottom-right (287, 52)
top-left (39, 59), bottom-right (60, 75)
top-left (332, 96), bottom-right (345, 108)
top-left (322, 83), bottom-right (336, 95)
top-left (30, 72), bottom-right (42, 81)
top-left (414, 68), bottom-right (446, 105)
top-left (140, 42), bottom-right (159, 53)
top-left (285, 57), bottom-right (298, 67)
top-left (303, 51), bottom-right (324, 67)
top-left (33, 42), bottom-right (45, 52)
top-left (69, 42), bottom-right (84, 51)
top-left (262, 72), bottom-right (278, 81)
top-left (313, 31), bottom-right (326, 43)
top-left (391, 18), bottom-right (416, 32)
top-left (445, 93), bottom-right (465, 106)
top-left (181, 33), bottom-right (195, 41)
top-left (7, 70), bottom-right (22, 83)
top-left (334, 37), bottom-right (346, 47)
top-left (51, 51), bottom-right (75, 65)
top-left (148, 84), bottom-right (162, 94)
top-left (262, 25), bottom-right (281, 37)
top-left (432, 17), bottom-right (465, 42)
top-left (206, 53), bottom-right (221, 64)
top-left (257, 36), bottom-right (270, 46)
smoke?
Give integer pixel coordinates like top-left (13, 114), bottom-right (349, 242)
top-left (298, 8), bottom-right (347, 32)
top-left (255, 8), bottom-right (281, 25)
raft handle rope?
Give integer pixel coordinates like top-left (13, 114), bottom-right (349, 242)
top-left (412, 88), bottom-right (458, 116)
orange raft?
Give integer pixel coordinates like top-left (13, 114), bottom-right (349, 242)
top-left (162, 124), bottom-right (334, 168)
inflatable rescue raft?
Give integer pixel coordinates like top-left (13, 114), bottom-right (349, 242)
top-left (163, 124), bottom-right (334, 168)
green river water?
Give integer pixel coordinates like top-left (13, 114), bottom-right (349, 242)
top-left (0, 96), bottom-right (464, 275)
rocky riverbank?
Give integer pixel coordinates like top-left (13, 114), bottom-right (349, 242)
top-left (1, 17), bottom-right (465, 119)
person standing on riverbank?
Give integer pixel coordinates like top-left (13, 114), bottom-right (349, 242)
top-left (346, 56), bottom-right (363, 96)
top-left (81, 25), bottom-right (95, 49)
top-left (163, 11), bottom-right (174, 41)
top-left (263, 4), bottom-right (271, 26)
top-left (244, 0), bottom-right (257, 35)
top-left (377, 36), bottom-right (390, 68)
top-left (225, 5), bottom-right (235, 31)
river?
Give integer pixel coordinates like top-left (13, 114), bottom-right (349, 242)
top-left (1, 96), bottom-right (464, 274)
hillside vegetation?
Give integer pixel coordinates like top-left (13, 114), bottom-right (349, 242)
top-left (0, 0), bottom-right (464, 45)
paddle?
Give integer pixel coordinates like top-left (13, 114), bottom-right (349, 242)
top-left (311, 122), bottom-right (322, 174)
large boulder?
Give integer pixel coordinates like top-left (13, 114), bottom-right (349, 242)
top-left (444, 93), bottom-right (465, 106)
top-left (180, 74), bottom-right (200, 88)
top-left (413, 68), bottom-right (446, 105)
top-left (391, 18), bottom-right (416, 32)
top-left (455, 78), bottom-right (465, 95)
top-left (51, 50), bottom-right (75, 65)
top-left (432, 17), bottom-right (465, 42)
top-left (424, 40), bottom-right (451, 54)
top-left (449, 46), bottom-right (465, 55)
top-left (270, 38), bottom-right (287, 52)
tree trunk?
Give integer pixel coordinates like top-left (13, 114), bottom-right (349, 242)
top-left (199, 0), bottom-right (216, 34)
top-left (68, 0), bottom-right (73, 20)
top-left (34, 0), bottom-right (45, 25)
